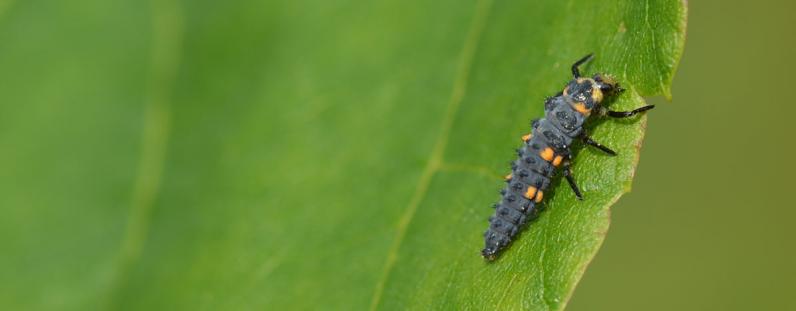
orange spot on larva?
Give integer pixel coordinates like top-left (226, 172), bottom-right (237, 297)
top-left (504, 174), bottom-right (512, 181)
top-left (525, 186), bottom-right (538, 200)
top-left (573, 102), bottom-right (590, 115)
top-left (552, 155), bottom-right (563, 167)
top-left (591, 87), bottom-right (604, 103)
top-left (540, 148), bottom-right (554, 162)
top-left (522, 133), bottom-right (532, 142)
top-left (535, 190), bottom-right (544, 203)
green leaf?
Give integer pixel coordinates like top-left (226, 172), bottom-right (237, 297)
top-left (0, 0), bottom-right (685, 310)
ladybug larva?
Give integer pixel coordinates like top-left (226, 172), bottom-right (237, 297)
top-left (481, 54), bottom-right (654, 260)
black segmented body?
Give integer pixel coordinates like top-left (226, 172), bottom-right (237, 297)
top-left (481, 54), bottom-right (654, 260)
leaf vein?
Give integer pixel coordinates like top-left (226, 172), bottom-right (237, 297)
top-left (367, 0), bottom-right (494, 309)
top-left (103, 0), bottom-right (184, 305)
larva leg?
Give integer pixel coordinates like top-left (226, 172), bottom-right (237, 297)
top-left (571, 53), bottom-right (594, 78)
top-left (563, 161), bottom-right (584, 200)
top-left (581, 135), bottom-right (617, 156)
top-left (606, 105), bottom-right (655, 118)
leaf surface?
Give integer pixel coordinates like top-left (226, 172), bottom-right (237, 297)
top-left (0, 0), bottom-right (685, 310)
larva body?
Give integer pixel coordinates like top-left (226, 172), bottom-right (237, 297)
top-left (481, 54), bottom-right (654, 260)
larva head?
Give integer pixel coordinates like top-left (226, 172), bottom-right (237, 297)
top-left (593, 74), bottom-right (623, 97)
top-left (563, 74), bottom-right (623, 114)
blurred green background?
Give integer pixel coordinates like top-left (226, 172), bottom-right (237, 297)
top-left (0, 0), bottom-right (793, 310)
top-left (569, 0), bottom-right (796, 310)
